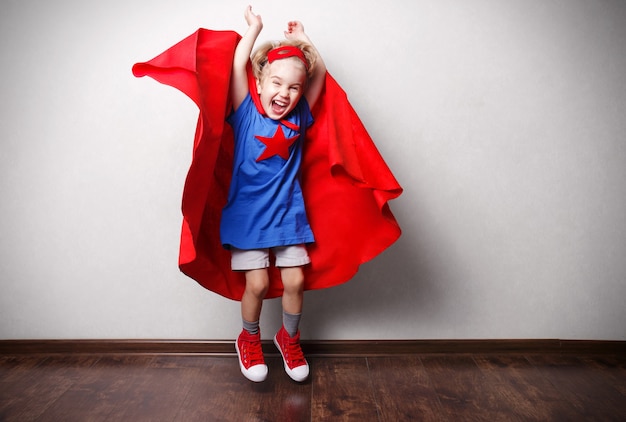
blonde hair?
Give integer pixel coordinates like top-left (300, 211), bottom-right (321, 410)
top-left (251, 40), bottom-right (317, 84)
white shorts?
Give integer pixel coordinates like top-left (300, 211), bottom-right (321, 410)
top-left (230, 245), bottom-right (311, 271)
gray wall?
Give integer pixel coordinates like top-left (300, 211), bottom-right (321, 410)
top-left (1, 0), bottom-right (625, 340)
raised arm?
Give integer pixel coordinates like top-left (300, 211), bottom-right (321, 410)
top-left (284, 21), bottom-right (326, 110)
top-left (231, 6), bottom-right (263, 111)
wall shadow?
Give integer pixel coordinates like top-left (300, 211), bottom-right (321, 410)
top-left (293, 209), bottom-right (457, 340)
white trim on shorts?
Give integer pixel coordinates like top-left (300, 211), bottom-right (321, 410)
top-left (230, 245), bottom-right (310, 271)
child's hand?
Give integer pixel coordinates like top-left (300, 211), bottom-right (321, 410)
top-left (284, 20), bottom-right (306, 41)
top-left (244, 5), bottom-right (262, 29)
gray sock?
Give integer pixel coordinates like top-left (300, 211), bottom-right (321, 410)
top-left (243, 319), bottom-right (259, 335)
top-left (282, 311), bottom-right (301, 337)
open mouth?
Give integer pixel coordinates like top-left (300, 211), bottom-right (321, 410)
top-left (271, 100), bottom-right (288, 115)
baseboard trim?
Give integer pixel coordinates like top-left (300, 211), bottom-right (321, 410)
top-left (1, 339), bottom-right (624, 356)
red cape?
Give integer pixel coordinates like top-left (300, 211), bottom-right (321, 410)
top-left (132, 29), bottom-right (402, 301)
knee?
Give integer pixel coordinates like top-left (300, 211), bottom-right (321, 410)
top-left (281, 267), bottom-right (304, 294)
top-left (245, 270), bottom-right (270, 298)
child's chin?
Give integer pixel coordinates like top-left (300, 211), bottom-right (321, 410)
top-left (266, 110), bottom-right (288, 121)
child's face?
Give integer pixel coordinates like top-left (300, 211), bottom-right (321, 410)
top-left (256, 58), bottom-right (307, 120)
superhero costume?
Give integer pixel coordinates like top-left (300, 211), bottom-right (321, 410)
top-left (132, 28), bottom-right (402, 301)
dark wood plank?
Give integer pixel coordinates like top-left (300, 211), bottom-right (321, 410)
top-left (367, 356), bottom-right (443, 421)
top-left (0, 355), bottom-right (100, 421)
top-left (108, 356), bottom-right (212, 421)
top-left (174, 356), bottom-right (311, 422)
top-left (0, 355), bottom-right (47, 381)
top-left (474, 354), bottom-right (586, 421)
top-left (311, 357), bottom-right (379, 420)
top-left (578, 354), bottom-right (626, 396)
top-left (253, 357), bottom-right (312, 422)
top-left (528, 354), bottom-right (626, 421)
top-left (2, 352), bottom-right (626, 421)
top-left (421, 355), bottom-right (521, 421)
top-left (34, 355), bottom-right (156, 422)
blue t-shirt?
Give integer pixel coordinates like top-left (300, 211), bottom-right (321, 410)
top-left (220, 94), bottom-right (315, 250)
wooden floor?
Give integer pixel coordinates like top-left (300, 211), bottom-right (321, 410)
top-left (1, 352), bottom-right (625, 421)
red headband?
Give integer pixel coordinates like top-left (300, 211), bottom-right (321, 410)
top-left (267, 46), bottom-right (309, 70)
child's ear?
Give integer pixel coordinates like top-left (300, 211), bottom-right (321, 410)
top-left (256, 78), bottom-right (262, 95)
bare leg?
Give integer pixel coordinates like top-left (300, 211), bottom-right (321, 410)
top-left (241, 269), bottom-right (269, 323)
top-left (280, 266), bottom-right (304, 315)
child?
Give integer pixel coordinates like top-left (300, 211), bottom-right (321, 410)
top-left (225, 6), bottom-right (326, 383)
top-left (133, 4), bottom-right (401, 386)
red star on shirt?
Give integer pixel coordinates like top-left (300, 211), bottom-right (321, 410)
top-left (255, 125), bottom-right (299, 162)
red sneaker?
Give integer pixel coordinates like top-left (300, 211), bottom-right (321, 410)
top-left (235, 330), bottom-right (268, 382)
top-left (274, 326), bottom-right (309, 382)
